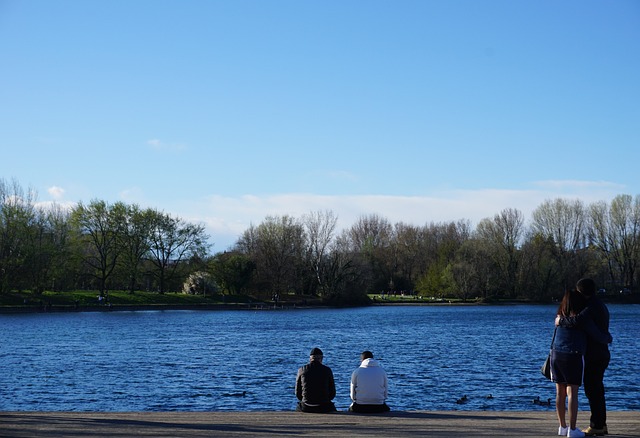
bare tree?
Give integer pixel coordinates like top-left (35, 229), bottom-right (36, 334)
top-left (323, 232), bottom-right (361, 303)
top-left (519, 232), bottom-right (561, 300)
top-left (456, 237), bottom-right (494, 299)
top-left (393, 222), bottom-right (426, 292)
top-left (532, 198), bottom-right (586, 252)
top-left (345, 214), bottom-right (393, 293)
top-left (588, 195), bottom-right (640, 289)
top-left (237, 215), bottom-right (306, 297)
top-left (476, 208), bottom-right (524, 298)
top-left (303, 210), bottom-right (338, 296)
top-left (531, 198), bottom-right (587, 288)
top-left (449, 259), bottom-right (476, 301)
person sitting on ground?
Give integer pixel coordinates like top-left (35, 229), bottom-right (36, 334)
top-left (349, 350), bottom-right (390, 413)
top-left (295, 347), bottom-right (337, 413)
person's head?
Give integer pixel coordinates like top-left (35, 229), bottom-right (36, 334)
top-left (360, 350), bottom-right (373, 361)
top-left (557, 289), bottom-right (588, 317)
top-left (309, 347), bottom-right (323, 363)
top-left (576, 278), bottom-right (597, 298)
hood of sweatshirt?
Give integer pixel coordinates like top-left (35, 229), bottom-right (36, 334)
top-left (360, 358), bottom-right (381, 368)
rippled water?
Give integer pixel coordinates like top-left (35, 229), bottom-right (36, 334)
top-left (0, 304), bottom-right (638, 412)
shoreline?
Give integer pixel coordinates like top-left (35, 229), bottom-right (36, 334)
top-left (0, 302), bottom-right (325, 314)
top-left (1, 410), bottom-right (638, 437)
top-left (1, 295), bottom-right (637, 314)
top-left (0, 300), bottom-right (554, 314)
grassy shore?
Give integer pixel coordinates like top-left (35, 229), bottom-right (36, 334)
top-left (0, 289), bottom-right (636, 313)
top-left (0, 289), bottom-right (327, 313)
top-left (0, 289), bottom-right (516, 313)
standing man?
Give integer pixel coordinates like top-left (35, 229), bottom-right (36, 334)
top-left (295, 347), bottom-right (336, 413)
top-left (349, 350), bottom-right (390, 413)
top-left (557, 278), bottom-right (611, 436)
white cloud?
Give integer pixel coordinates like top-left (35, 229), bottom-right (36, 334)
top-left (119, 186), bottom-right (145, 203)
top-left (34, 200), bottom-right (77, 212)
top-left (533, 179), bottom-right (625, 191)
top-left (27, 180), bottom-right (625, 253)
top-left (326, 170), bottom-right (359, 182)
top-left (47, 186), bottom-right (65, 200)
top-left (147, 139), bottom-right (186, 152)
top-left (187, 180), bottom-right (624, 251)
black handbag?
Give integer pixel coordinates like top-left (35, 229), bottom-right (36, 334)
top-left (541, 354), bottom-right (551, 379)
top-left (541, 327), bottom-right (557, 380)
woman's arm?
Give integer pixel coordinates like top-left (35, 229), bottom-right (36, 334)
top-left (557, 306), bottom-right (590, 328)
top-left (557, 306), bottom-right (612, 344)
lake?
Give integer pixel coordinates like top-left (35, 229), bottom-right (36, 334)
top-left (0, 304), bottom-right (638, 412)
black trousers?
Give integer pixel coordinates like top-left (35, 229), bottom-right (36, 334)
top-left (296, 401), bottom-right (336, 413)
top-left (349, 402), bottom-right (390, 413)
top-left (583, 352), bottom-right (610, 429)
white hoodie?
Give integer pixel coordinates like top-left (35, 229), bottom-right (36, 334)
top-left (350, 358), bottom-right (388, 405)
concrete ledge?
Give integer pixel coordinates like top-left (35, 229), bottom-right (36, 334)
top-left (1, 411), bottom-right (638, 437)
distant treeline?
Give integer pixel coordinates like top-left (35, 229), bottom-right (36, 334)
top-left (1, 178), bottom-right (638, 303)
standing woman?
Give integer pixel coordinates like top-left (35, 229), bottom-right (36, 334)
top-left (551, 290), bottom-right (612, 437)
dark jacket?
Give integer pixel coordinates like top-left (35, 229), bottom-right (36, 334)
top-left (552, 326), bottom-right (588, 355)
top-left (295, 361), bottom-right (336, 405)
top-left (559, 296), bottom-right (611, 359)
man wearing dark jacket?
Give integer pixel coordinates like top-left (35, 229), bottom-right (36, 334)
top-left (295, 347), bottom-right (337, 413)
top-left (557, 278), bottom-right (611, 436)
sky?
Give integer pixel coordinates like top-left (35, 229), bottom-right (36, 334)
top-left (1, 0), bottom-right (639, 252)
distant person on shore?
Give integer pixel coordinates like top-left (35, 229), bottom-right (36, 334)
top-left (556, 278), bottom-right (612, 436)
top-left (295, 347), bottom-right (337, 413)
top-left (349, 350), bottom-right (390, 413)
top-left (550, 287), bottom-right (612, 437)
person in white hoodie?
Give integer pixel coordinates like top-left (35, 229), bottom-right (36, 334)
top-left (349, 350), bottom-right (390, 413)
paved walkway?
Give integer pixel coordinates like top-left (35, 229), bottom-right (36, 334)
top-left (1, 411), bottom-right (638, 437)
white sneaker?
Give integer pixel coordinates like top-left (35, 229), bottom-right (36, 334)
top-left (558, 426), bottom-right (568, 436)
top-left (568, 427), bottom-right (585, 437)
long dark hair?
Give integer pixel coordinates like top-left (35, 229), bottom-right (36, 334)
top-left (557, 289), bottom-right (588, 317)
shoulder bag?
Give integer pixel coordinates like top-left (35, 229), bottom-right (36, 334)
top-left (540, 327), bottom-right (557, 380)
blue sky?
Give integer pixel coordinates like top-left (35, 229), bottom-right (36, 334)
top-left (1, 0), bottom-right (638, 251)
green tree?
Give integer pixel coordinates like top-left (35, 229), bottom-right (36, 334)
top-left (476, 208), bottom-right (524, 298)
top-left (24, 204), bottom-right (73, 294)
top-left (416, 257), bottom-right (451, 298)
top-left (209, 251), bottom-right (255, 295)
top-left (71, 200), bottom-right (127, 295)
top-left (0, 179), bottom-right (37, 293)
top-left (147, 211), bottom-right (209, 293)
top-left (415, 221), bottom-right (471, 298)
top-left (119, 205), bottom-right (154, 294)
